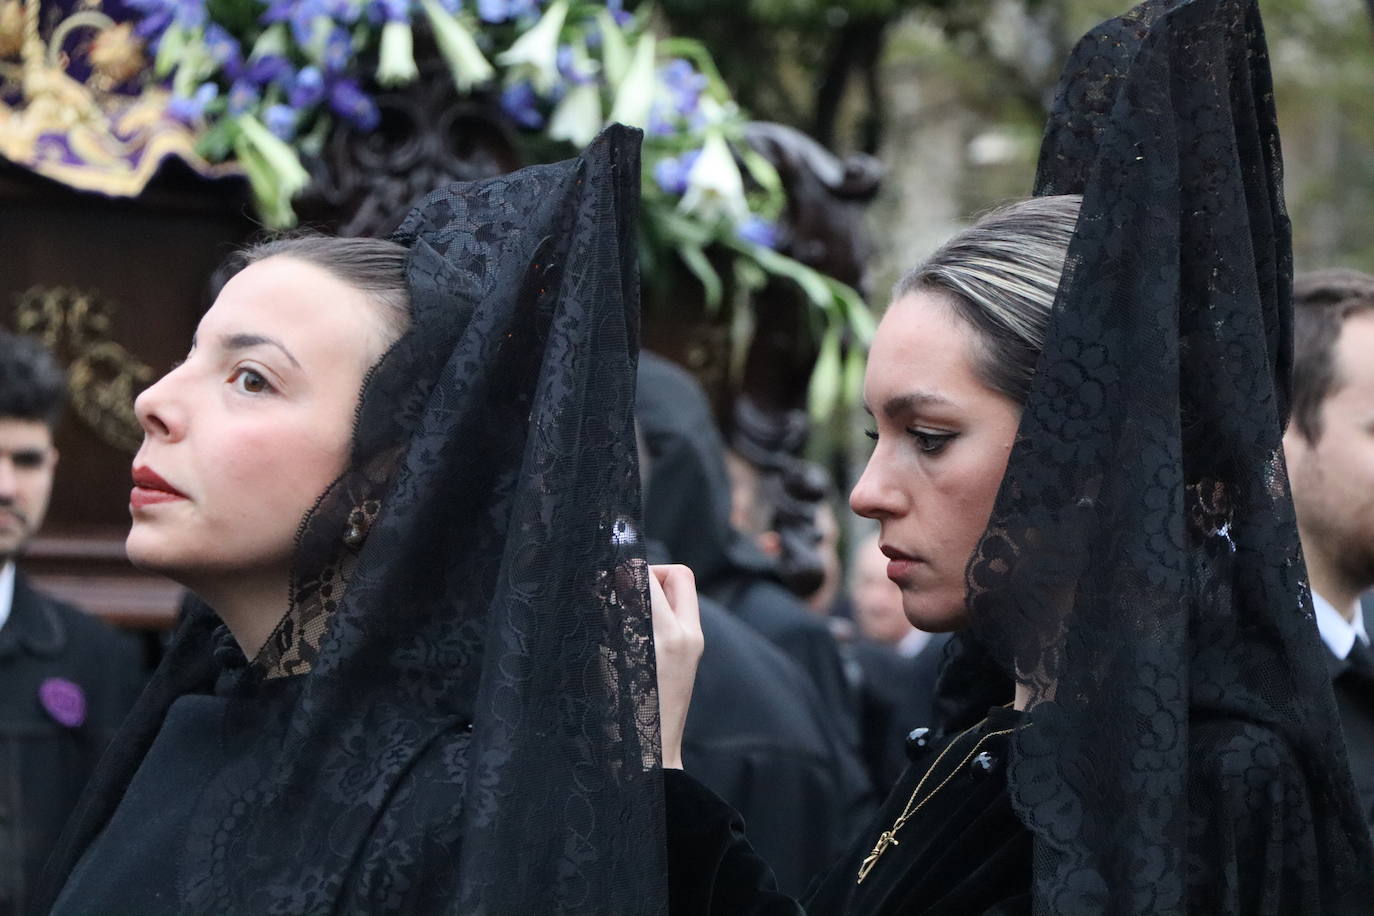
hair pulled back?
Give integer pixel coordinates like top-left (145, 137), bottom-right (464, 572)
top-left (894, 195), bottom-right (1082, 405)
top-left (221, 234), bottom-right (412, 343)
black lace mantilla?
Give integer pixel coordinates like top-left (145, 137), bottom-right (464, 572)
top-left (947, 1), bottom-right (1374, 912)
top-left (38, 126), bottom-right (667, 914)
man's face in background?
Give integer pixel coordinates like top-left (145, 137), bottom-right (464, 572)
top-left (0, 418), bottom-right (57, 562)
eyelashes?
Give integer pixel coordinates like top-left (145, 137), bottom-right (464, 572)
top-left (229, 367), bottom-right (274, 395)
top-left (864, 428), bottom-right (956, 454)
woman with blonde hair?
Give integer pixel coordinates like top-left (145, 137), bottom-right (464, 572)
top-left (653, 1), bottom-right (1374, 912)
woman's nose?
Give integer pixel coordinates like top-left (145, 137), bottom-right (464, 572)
top-left (133, 368), bottom-right (185, 441)
top-left (850, 450), bottom-right (904, 521)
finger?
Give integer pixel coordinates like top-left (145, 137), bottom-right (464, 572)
top-left (647, 566), bottom-right (672, 628)
top-left (655, 564), bottom-right (700, 632)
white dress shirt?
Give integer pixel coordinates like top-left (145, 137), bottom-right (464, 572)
top-left (1313, 589), bottom-right (1371, 660)
top-left (0, 560), bottom-right (15, 633)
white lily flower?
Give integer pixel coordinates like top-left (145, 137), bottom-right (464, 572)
top-left (680, 131), bottom-right (748, 223)
top-left (419, 0), bottom-right (495, 92)
top-left (237, 114), bottom-right (311, 198)
top-left (607, 33), bottom-right (655, 129)
top-left (548, 82), bottom-right (603, 148)
top-left (377, 20), bottom-right (419, 86)
top-left (596, 10), bottom-right (631, 85)
top-left (235, 112), bottom-right (312, 226)
top-left (496, 0), bottom-right (570, 95)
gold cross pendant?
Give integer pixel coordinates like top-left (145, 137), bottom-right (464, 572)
top-left (856, 830), bottom-right (900, 884)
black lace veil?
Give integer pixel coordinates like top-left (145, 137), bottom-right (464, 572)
top-left (38, 125), bottom-right (665, 913)
top-left (953, 0), bottom-right (1374, 911)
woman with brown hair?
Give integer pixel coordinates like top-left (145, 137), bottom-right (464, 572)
top-left (653, 1), bottom-right (1374, 912)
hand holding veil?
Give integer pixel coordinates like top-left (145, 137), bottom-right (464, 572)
top-left (38, 126), bottom-right (668, 915)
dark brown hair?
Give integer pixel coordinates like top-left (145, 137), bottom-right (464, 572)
top-left (220, 233), bottom-right (412, 343)
top-left (0, 330), bottom-right (65, 429)
top-left (1290, 268), bottom-right (1374, 442)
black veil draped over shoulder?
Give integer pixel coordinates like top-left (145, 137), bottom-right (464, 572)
top-left (943, 0), bottom-right (1374, 912)
top-left (38, 125), bottom-right (666, 914)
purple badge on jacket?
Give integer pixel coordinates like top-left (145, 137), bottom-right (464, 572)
top-left (39, 677), bottom-right (87, 728)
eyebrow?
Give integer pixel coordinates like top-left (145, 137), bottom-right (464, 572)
top-left (863, 391), bottom-right (957, 418)
top-left (218, 333), bottom-right (301, 369)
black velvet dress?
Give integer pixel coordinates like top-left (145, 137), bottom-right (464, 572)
top-left (667, 707), bottom-right (1031, 916)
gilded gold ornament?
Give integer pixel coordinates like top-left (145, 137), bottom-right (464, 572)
top-left (12, 286), bottom-right (154, 454)
top-left (88, 22), bottom-right (144, 85)
top-left (0, 0), bottom-right (24, 59)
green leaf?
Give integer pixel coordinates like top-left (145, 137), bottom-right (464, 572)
top-left (832, 280), bottom-right (877, 344)
top-left (738, 243), bottom-right (838, 316)
top-left (739, 148), bottom-right (785, 216)
top-left (233, 135), bottom-right (292, 228)
top-left (843, 342), bottom-right (867, 406)
top-left (195, 117), bottom-right (239, 162)
top-left (678, 245), bottom-right (723, 313)
top-left (808, 325), bottom-right (843, 423)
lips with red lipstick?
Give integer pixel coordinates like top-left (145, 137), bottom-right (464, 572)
top-left (130, 466), bottom-right (188, 510)
top-left (881, 544), bottom-right (921, 583)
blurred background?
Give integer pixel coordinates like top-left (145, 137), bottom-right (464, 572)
top-left (2, 0), bottom-right (1371, 629)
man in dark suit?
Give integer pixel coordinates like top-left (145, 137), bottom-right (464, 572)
top-left (1283, 269), bottom-right (1374, 840)
top-left (0, 331), bottom-right (146, 915)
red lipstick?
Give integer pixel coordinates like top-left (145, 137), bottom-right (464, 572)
top-left (130, 465), bottom-right (188, 509)
top-left (880, 544), bottom-right (920, 583)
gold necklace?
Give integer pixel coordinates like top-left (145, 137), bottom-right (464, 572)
top-left (856, 720), bottom-right (1016, 885)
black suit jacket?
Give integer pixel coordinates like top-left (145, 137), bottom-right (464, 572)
top-left (1328, 605), bottom-right (1374, 842)
top-left (0, 572), bottom-right (146, 916)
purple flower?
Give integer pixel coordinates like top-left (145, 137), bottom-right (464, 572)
top-left (556, 44), bottom-right (594, 86)
top-left (167, 82), bottom-right (218, 123)
top-left (322, 26), bottom-right (353, 74)
top-left (478, 0), bottom-right (536, 22)
top-left (204, 23), bottom-right (243, 79)
top-left (227, 79), bottom-right (260, 116)
top-left (652, 149), bottom-right (700, 195)
top-left (172, 0), bottom-right (206, 28)
top-left (288, 66), bottom-right (327, 109)
top-left (131, 8), bottom-right (172, 39)
top-left (477, 0), bottom-right (512, 22)
top-left (371, 0), bottom-right (410, 22)
top-left (500, 82), bottom-right (544, 130)
top-left (647, 101), bottom-right (676, 137)
top-left (328, 79), bottom-right (381, 131)
top-left (737, 215), bottom-right (779, 249)
top-left (323, 0), bottom-right (364, 23)
top-left (605, 0), bottom-right (630, 27)
top-left (127, 0), bottom-right (205, 39)
top-left (259, 0), bottom-right (295, 24)
top-left (247, 53), bottom-right (291, 87)
top-left (265, 0), bottom-right (328, 46)
top-left (661, 58), bottom-right (706, 117)
top-left (264, 103), bottom-right (298, 140)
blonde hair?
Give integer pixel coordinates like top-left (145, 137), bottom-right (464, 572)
top-left (894, 195), bottom-right (1082, 404)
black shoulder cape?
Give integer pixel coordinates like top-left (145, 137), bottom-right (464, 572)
top-left (38, 126), bottom-right (668, 915)
top-left (954, 0), bottom-right (1374, 910)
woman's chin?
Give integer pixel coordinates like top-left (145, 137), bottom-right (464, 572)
top-left (125, 529), bottom-right (191, 579)
top-left (901, 592), bottom-right (968, 633)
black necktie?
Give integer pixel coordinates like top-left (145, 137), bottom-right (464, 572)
top-left (1346, 638), bottom-right (1374, 675)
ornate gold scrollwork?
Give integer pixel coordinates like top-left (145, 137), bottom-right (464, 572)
top-left (13, 286), bottom-right (153, 453)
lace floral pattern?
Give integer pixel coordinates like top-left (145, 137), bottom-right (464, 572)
top-left (957, 1), bottom-right (1374, 912)
top-left (39, 126), bottom-right (667, 914)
